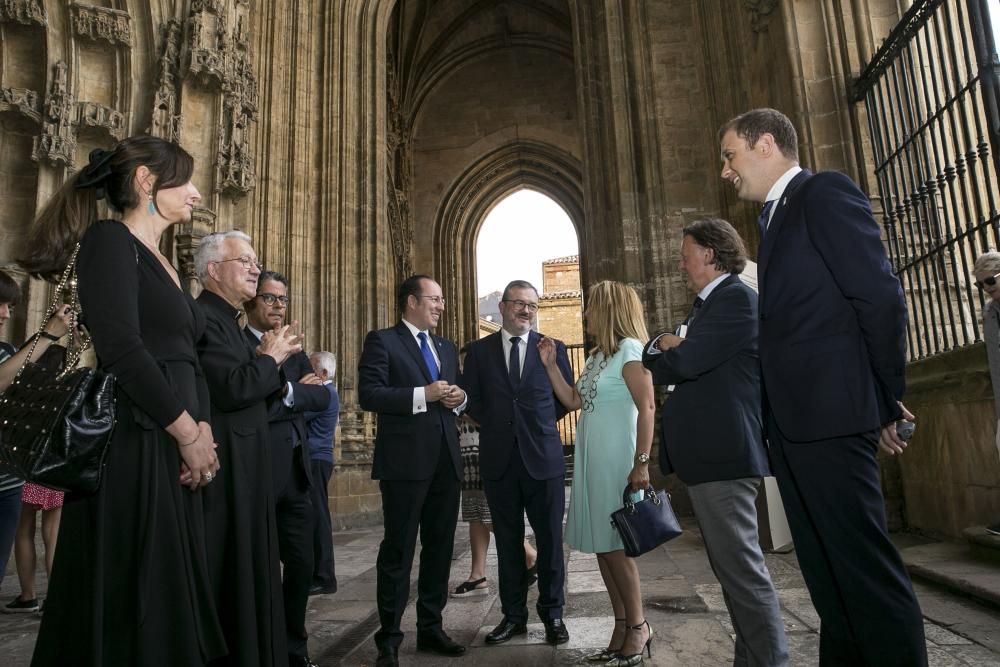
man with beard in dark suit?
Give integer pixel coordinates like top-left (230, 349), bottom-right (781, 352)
top-left (244, 270), bottom-right (331, 667)
top-left (194, 230), bottom-right (302, 666)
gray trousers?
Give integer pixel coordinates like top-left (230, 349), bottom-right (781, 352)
top-left (688, 478), bottom-right (789, 667)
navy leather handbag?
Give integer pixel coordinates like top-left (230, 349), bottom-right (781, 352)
top-left (610, 485), bottom-right (682, 557)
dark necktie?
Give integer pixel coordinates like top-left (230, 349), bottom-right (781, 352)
top-left (417, 332), bottom-right (440, 381)
top-left (508, 336), bottom-right (521, 383)
top-left (684, 296), bottom-right (704, 326)
top-left (758, 200), bottom-right (775, 239)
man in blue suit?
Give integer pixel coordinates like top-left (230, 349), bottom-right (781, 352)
top-left (462, 280), bottom-right (574, 645)
top-left (643, 218), bottom-right (788, 666)
top-left (358, 275), bottom-right (467, 667)
top-left (718, 108), bottom-right (926, 666)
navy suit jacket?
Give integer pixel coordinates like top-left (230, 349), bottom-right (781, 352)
top-left (462, 330), bottom-right (573, 481)
top-left (642, 274), bottom-right (770, 485)
top-left (358, 322), bottom-right (462, 481)
top-left (758, 169), bottom-right (907, 442)
top-left (244, 328), bottom-right (330, 493)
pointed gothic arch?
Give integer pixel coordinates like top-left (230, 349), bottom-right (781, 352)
top-left (430, 139), bottom-right (583, 343)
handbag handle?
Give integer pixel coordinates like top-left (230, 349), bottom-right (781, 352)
top-left (13, 242), bottom-right (91, 382)
top-left (621, 484), bottom-right (662, 511)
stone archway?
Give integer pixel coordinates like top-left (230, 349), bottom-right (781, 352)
top-left (430, 140), bottom-right (584, 344)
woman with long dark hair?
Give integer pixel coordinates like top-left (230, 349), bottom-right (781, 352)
top-left (19, 136), bottom-right (226, 666)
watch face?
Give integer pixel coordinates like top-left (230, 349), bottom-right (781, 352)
top-left (637, 453), bottom-right (649, 463)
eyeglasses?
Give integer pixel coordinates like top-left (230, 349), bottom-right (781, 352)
top-left (214, 255), bottom-right (263, 272)
top-left (975, 272), bottom-right (1000, 290)
top-left (502, 299), bottom-right (539, 313)
top-left (256, 293), bottom-right (289, 307)
top-left (419, 295), bottom-right (446, 305)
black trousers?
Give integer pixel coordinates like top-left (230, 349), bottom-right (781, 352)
top-left (483, 445), bottom-right (565, 624)
top-left (309, 458), bottom-right (337, 591)
top-left (276, 452), bottom-right (315, 660)
top-left (374, 442), bottom-right (460, 650)
top-left (767, 412), bottom-right (927, 666)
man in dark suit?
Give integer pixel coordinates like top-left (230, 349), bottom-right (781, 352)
top-left (643, 218), bottom-right (788, 666)
top-left (244, 270), bottom-right (331, 667)
top-left (718, 108), bottom-right (926, 665)
top-left (305, 350), bottom-right (340, 595)
top-left (358, 274), bottom-right (467, 667)
top-left (462, 280), bottom-right (574, 646)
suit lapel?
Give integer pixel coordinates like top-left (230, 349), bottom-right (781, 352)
top-left (433, 335), bottom-right (451, 381)
top-left (491, 332), bottom-right (515, 389)
top-left (758, 169), bottom-right (812, 276)
top-left (521, 331), bottom-right (539, 381)
top-left (395, 321), bottom-right (433, 384)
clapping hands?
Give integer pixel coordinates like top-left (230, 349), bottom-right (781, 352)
top-left (257, 321), bottom-right (303, 366)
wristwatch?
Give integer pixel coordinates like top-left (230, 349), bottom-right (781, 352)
top-left (635, 452), bottom-right (650, 464)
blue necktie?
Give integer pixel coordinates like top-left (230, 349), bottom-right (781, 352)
top-left (417, 332), bottom-right (439, 381)
top-left (758, 200), bottom-right (774, 239)
top-left (508, 336), bottom-right (521, 383)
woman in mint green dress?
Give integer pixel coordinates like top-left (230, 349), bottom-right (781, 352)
top-left (539, 281), bottom-right (655, 666)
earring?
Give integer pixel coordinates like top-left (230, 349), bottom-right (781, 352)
top-left (147, 194), bottom-right (156, 215)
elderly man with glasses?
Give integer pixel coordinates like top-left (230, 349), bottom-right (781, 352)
top-left (243, 269), bottom-right (331, 667)
top-left (194, 230), bottom-right (304, 665)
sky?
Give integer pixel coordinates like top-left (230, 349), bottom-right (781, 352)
top-left (476, 190), bottom-right (579, 297)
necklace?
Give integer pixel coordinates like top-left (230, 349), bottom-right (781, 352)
top-left (577, 353), bottom-right (609, 413)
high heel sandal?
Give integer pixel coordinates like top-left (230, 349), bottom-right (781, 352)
top-left (585, 618), bottom-right (625, 662)
top-left (606, 620), bottom-right (652, 666)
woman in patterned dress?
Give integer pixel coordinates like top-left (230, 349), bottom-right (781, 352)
top-left (539, 281), bottom-right (656, 665)
top-left (4, 483), bottom-right (64, 613)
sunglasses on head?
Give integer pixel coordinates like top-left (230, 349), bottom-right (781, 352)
top-left (975, 272), bottom-right (1000, 290)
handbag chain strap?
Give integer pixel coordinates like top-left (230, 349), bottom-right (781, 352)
top-left (14, 242), bottom-right (91, 382)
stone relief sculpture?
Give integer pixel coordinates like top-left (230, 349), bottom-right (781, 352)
top-left (0, 0), bottom-right (46, 26)
top-left (150, 20), bottom-right (183, 141)
top-left (743, 0), bottom-right (778, 33)
top-left (69, 3), bottom-right (132, 46)
top-left (32, 62), bottom-right (76, 166)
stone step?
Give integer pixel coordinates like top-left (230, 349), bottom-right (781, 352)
top-left (963, 526), bottom-right (1000, 565)
top-left (901, 541), bottom-right (1000, 610)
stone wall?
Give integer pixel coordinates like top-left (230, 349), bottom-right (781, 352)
top-left (893, 343), bottom-right (1000, 538)
top-left (537, 292), bottom-right (583, 345)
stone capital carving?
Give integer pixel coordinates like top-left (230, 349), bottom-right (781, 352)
top-left (32, 62), bottom-right (76, 167)
top-left (174, 207), bottom-right (217, 289)
top-left (70, 3), bottom-right (132, 46)
top-left (0, 0), bottom-right (45, 26)
top-left (76, 101), bottom-right (126, 140)
top-left (0, 87), bottom-right (41, 123)
top-left (742, 0), bottom-right (778, 34)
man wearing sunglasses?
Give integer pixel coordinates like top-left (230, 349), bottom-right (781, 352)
top-left (245, 270), bottom-right (331, 667)
top-left (972, 252), bottom-right (1000, 536)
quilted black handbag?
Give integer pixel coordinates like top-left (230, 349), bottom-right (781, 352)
top-left (609, 484), bottom-right (683, 557)
top-left (0, 243), bottom-right (116, 494)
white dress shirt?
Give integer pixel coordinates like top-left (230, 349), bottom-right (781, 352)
top-left (401, 318), bottom-right (439, 414)
top-left (501, 327), bottom-right (529, 377)
top-left (646, 272), bottom-right (731, 356)
top-left (763, 165), bottom-right (803, 229)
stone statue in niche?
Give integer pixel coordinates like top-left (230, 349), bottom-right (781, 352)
top-left (32, 61), bottom-right (76, 166)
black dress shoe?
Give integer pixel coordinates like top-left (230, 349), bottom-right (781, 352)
top-left (485, 618), bottom-right (528, 644)
top-left (375, 646), bottom-right (398, 667)
top-left (416, 631), bottom-right (466, 656)
top-left (308, 583), bottom-right (337, 596)
top-left (544, 618), bottom-right (570, 645)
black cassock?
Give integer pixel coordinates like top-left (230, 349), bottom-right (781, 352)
top-left (196, 289), bottom-right (287, 666)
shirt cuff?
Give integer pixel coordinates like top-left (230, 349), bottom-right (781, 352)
top-left (412, 386), bottom-right (427, 414)
top-left (646, 334), bottom-right (666, 356)
top-left (282, 382), bottom-right (295, 408)
top-left (452, 394), bottom-right (468, 416)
